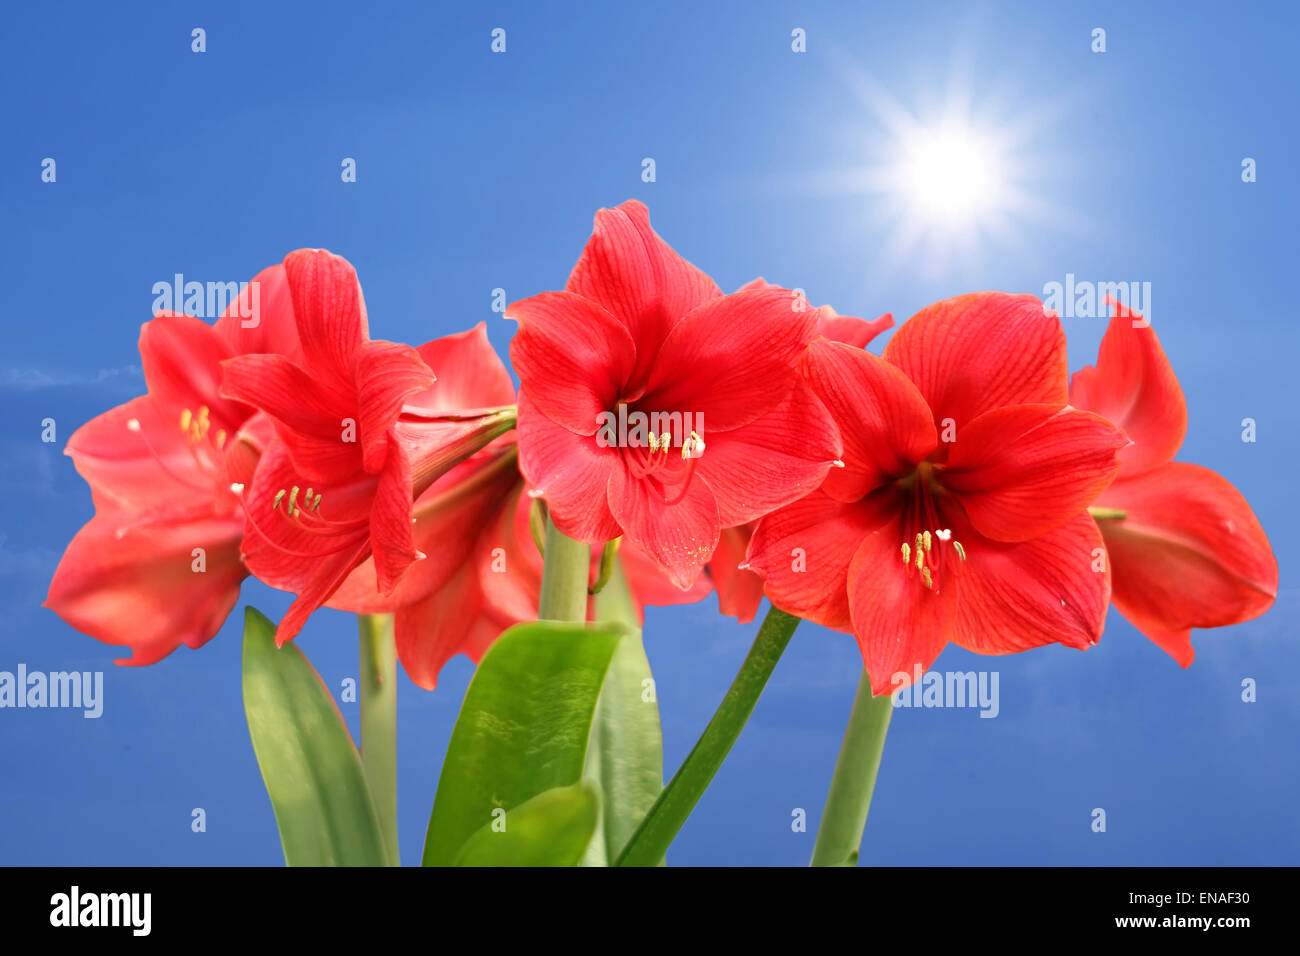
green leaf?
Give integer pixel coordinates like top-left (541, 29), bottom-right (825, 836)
top-left (422, 619), bottom-right (627, 866)
top-left (241, 606), bottom-right (390, 866)
top-left (582, 561), bottom-right (664, 865)
top-left (453, 783), bottom-right (600, 866)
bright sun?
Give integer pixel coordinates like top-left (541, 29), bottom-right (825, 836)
top-left (903, 127), bottom-right (999, 219)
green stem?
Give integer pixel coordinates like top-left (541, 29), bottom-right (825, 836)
top-left (358, 613), bottom-right (400, 866)
top-left (537, 515), bottom-right (590, 622)
top-left (614, 606), bottom-right (801, 866)
top-left (809, 668), bottom-right (893, 867)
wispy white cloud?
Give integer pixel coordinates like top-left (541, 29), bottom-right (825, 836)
top-left (0, 365), bottom-right (141, 391)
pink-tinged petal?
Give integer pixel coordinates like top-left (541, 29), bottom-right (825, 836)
top-left (949, 510), bottom-right (1110, 655)
top-left (516, 391), bottom-right (622, 543)
top-left (817, 309), bottom-right (895, 349)
top-left (745, 489), bottom-right (887, 631)
top-left (693, 376), bottom-right (840, 526)
top-left (273, 540), bottom-right (372, 645)
top-left (1096, 462), bottom-right (1277, 664)
top-left (65, 395), bottom-right (211, 513)
top-left (355, 339), bottom-right (436, 473)
top-left (368, 437), bottom-right (419, 594)
top-left (608, 460), bottom-right (720, 589)
top-left (1069, 297), bottom-right (1187, 478)
top-left (221, 353), bottom-right (352, 439)
top-left (705, 524), bottom-right (764, 624)
top-left (283, 249), bottom-right (368, 386)
top-left (395, 564), bottom-right (502, 690)
top-left (139, 313), bottom-right (245, 429)
top-left (508, 291), bottom-right (637, 434)
top-left (884, 292), bottom-right (1068, 434)
top-left (411, 322), bottom-right (516, 411)
top-left (214, 262), bottom-right (303, 360)
top-left (801, 339), bottom-right (937, 503)
top-left (44, 511), bottom-right (245, 665)
top-left (942, 404), bottom-right (1128, 542)
top-left (640, 288), bottom-right (820, 432)
top-left (846, 510), bottom-right (957, 695)
top-left (474, 482), bottom-right (542, 624)
top-left (566, 199), bottom-right (721, 387)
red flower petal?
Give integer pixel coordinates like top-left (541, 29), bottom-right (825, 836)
top-left (1069, 297), bottom-right (1187, 478)
top-left (640, 288), bottom-right (820, 433)
top-left (368, 437), bottom-right (420, 593)
top-left (566, 199), bottom-right (721, 389)
top-left (283, 249), bottom-right (368, 388)
top-left (411, 322), bottom-right (516, 411)
top-left (44, 511), bottom-right (245, 666)
top-left (706, 525), bottom-right (765, 624)
top-left (847, 509), bottom-right (957, 695)
top-left (608, 457), bottom-right (720, 588)
top-left (800, 339), bottom-right (936, 503)
top-left (942, 404), bottom-right (1128, 542)
top-left (693, 376), bottom-right (840, 526)
top-left (1096, 462), bottom-right (1278, 665)
top-left (884, 292), bottom-right (1068, 435)
top-left (745, 489), bottom-right (886, 631)
top-left (949, 510), bottom-right (1110, 655)
top-left (214, 262), bottom-right (303, 360)
top-left (395, 563), bottom-right (500, 690)
top-left (817, 308), bottom-right (895, 349)
top-left (355, 340), bottom-right (436, 473)
top-left (508, 291), bottom-right (637, 435)
top-left (221, 352), bottom-right (352, 441)
top-left (139, 313), bottom-right (244, 429)
top-left (516, 392), bottom-right (622, 543)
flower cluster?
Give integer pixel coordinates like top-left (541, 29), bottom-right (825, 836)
top-left (46, 201), bottom-right (1277, 693)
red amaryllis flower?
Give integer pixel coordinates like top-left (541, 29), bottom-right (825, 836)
top-left (509, 200), bottom-right (841, 588)
top-left (45, 263), bottom-right (301, 663)
top-left (222, 251), bottom-right (515, 645)
top-left (327, 326), bottom-right (713, 688)
top-left (1070, 299), bottom-right (1277, 665)
top-left (745, 293), bottom-right (1130, 694)
top-left (709, 282), bottom-right (896, 624)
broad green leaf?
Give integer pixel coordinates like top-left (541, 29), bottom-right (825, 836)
top-left (242, 606), bottom-right (390, 867)
top-left (582, 561), bottom-right (664, 865)
top-left (422, 619), bottom-right (627, 866)
top-left (453, 783), bottom-right (600, 866)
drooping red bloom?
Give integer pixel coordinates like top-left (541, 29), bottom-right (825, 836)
top-left (45, 263), bottom-right (301, 663)
top-left (222, 251), bottom-right (515, 645)
top-left (509, 200), bottom-right (841, 588)
top-left (746, 293), bottom-right (1130, 694)
top-left (708, 281), bottom-right (896, 624)
top-left (326, 326), bottom-right (713, 688)
top-left (1070, 299), bottom-right (1277, 665)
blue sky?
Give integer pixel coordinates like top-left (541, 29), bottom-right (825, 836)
top-left (1, 0), bottom-right (1295, 865)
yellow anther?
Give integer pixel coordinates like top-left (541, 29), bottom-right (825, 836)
top-left (215, 429), bottom-right (227, 449)
top-left (953, 541), bottom-right (967, 561)
top-left (648, 432), bottom-right (660, 452)
top-left (922, 567), bottom-right (933, 589)
top-left (916, 548), bottom-right (925, 571)
top-left (272, 489), bottom-right (286, 510)
top-left (661, 432), bottom-right (672, 452)
top-left (180, 408), bottom-right (193, 432)
top-left (305, 487), bottom-right (314, 502)
top-left (922, 530), bottom-right (932, 552)
top-left (287, 486), bottom-right (300, 516)
top-left (901, 542), bottom-right (911, 565)
top-left (312, 492), bottom-right (323, 511)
